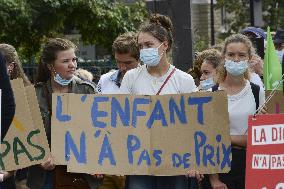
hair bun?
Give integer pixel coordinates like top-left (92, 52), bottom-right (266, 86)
top-left (149, 14), bottom-right (173, 33)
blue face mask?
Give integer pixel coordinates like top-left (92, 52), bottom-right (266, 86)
top-left (276, 50), bottom-right (284, 62)
top-left (140, 43), bottom-right (164, 67)
top-left (54, 73), bottom-right (73, 86)
top-left (199, 77), bottom-right (215, 90)
top-left (224, 59), bottom-right (248, 76)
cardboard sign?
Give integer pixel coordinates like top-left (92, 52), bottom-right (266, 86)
top-left (266, 91), bottom-right (284, 114)
top-left (52, 92), bottom-right (231, 175)
top-left (0, 79), bottom-right (49, 171)
top-left (246, 114), bottom-right (284, 189)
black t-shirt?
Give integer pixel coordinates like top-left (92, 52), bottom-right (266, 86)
top-left (0, 52), bottom-right (15, 140)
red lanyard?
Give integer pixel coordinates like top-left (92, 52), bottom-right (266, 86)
top-left (156, 68), bottom-right (176, 95)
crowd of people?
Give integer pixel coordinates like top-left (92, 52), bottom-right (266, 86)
top-left (0, 13), bottom-right (284, 189)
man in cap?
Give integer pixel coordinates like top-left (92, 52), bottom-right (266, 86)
top-left (241, 26), bottom-right (266, 59)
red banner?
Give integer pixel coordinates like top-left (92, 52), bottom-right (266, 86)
top-left (246, 114), bottom-right (284, 189)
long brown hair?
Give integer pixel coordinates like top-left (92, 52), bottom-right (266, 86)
top-left (0, 44), bottom-right (31, 86)
top-left (36, 38), bottom-right (77, 83)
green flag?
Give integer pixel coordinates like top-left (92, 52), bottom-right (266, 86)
top-left (263, 26), bottom-right (283, 90)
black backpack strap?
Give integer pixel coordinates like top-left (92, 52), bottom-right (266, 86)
top-left (212, 82), bottom-right (260, 110)
top-left (250, 82), bottom-right (260, 111)
top-left (212, 84), bottom-right (219, 92)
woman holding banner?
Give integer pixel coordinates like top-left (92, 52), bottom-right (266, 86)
top-left (0, 43), bottom-right (52, 189)
top-left (0, 53), bottom-right (15, 188)
top-left (0, 52), bottom-right (15, 144)
top-left (26, 38), bottom-right (102, 189)
top-left (202, 34), bottom-right (266, 189)
top-left (0, 43), bottom-right (33, 189)
top-left (120, 14), bottom-right (200, 189)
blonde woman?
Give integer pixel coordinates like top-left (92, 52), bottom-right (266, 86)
top-left (202, 34), bottom-right (265, 189)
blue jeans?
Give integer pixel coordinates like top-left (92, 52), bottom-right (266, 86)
top-left (42, 171), bottom-right (53, 189)
top-left (126, 175), bottom-right (194, 189)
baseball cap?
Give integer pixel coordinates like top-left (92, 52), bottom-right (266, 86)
top-left (241, 27), bottom-right (266, 39)
top-left (273, 29), bottom-right (284, 44)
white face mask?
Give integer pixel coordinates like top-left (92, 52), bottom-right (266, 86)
top-left (52, 66), bottom-right (73, 86)
top-left (199, 77), bottom-right (215, 90)
top-left (139, 43), bottom-right (164, 67)
top-left (224, 59), bottom-right (248, 76)
top-left (54, 73), bottom-right (73, 86)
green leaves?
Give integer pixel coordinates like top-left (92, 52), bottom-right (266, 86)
top-left (0, 0), bottom-right (147, 60)
top-left (216, 0), bottom-right (284, 38)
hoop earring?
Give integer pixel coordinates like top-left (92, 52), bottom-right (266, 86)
top-left (8, 68), bottom-right (12, 75)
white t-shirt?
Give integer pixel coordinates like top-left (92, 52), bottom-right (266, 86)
top-left (97, 70), bottom-right (121, 94)
top-left (120, 64), bottom-right (197, 95)
top-left (226, 80), bottom-right (265, 135)
top-left (250, 72), bottom-right (264, 90)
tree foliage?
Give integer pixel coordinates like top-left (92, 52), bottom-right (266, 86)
top-left (262, 0), bottom-right (284, 30)
top-left (216, 0), bottom-right (284, 38)
top-left (0, 0), bottom-right (147, 60)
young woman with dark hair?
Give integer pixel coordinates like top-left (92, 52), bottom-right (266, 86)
top-left (26, 38), bottom-right (101, 189)
top-left (120, 14), bottom-right (198, 189)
